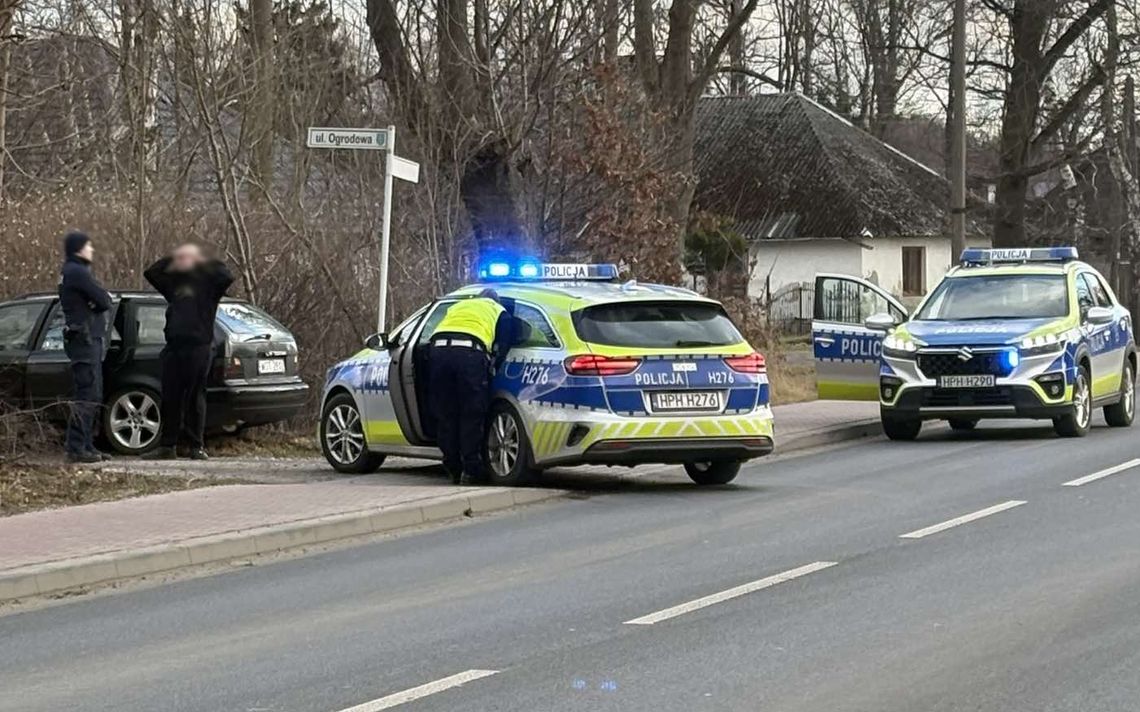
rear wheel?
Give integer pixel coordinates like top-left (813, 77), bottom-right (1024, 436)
top-left (1054, 364), bottom-right (1092, 438)
top-left (882, 416), bottom-right (922, 441)
top-left (947, 418), bottom-right (978, 432)
top-left (485, 403), bottom-right (539, 486)
top-left (104, 387), bottom-right (162, 455)
top-left (321, 393), bottom-right (385, 473)
top-left (684, 460), bottom-right (741, 485)
top-left (1104, 361), bottom-right (1135, 427)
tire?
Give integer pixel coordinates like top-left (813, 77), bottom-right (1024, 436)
top-left (947, 418), bottom-right (978, 432)
top-left (882, 416), bottom-right (922, 441)
top-left (684, 460), bottom-right (741, 485)
top-left (1104, 361), bottom-right (1136, 428)
top-left (104, 386), bottom-right (163, 455)
top-left (1054, 363), bottom-right (1092, 437)
top-left (321, 393), bottom-right (385, 473)
top-left (485, 402), bottom-right (539, 486)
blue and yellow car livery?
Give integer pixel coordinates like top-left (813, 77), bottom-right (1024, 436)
top-left (813, 247), bottom-right (1136, 440)
top-left (320, 262), bottom-right (773, 485)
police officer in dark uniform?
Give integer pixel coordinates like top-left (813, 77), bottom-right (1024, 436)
top-left (58, 232), bottom-right (113, 463)
top-left (428, 289), bottom-right (512, 485)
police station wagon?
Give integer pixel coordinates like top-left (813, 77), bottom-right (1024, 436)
top-left (812, 247), bottom-right (1136, 440)
top-left (319, 262), bottom-right (773, 485)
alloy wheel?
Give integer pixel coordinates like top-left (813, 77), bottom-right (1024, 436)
top-left (487, 412), bottom-right (520, 477)
top-left (1124, 367), bottom-right (1135, 419)
top-left (109, 391), bottom-right (161, 451)
top-left (325, 404), bottom-right (365, 465)
top-left (1073, 373), bottom-right (1090, 429)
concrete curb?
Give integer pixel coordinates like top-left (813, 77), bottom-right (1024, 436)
top-left (778, 419), bottom-right (882, 454)
top-left (0, 488), bottom-right (564, 603)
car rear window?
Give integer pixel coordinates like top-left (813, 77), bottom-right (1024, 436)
top-left (572, 301), bottom-right (743, 349)
top-left (217, 303), bottom-right (292, 339)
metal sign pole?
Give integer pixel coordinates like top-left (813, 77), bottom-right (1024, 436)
top-left (377, 124), bottom-right (396, 333)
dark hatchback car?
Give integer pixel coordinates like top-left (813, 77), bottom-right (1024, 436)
top-left (0, 291), bottom-right (308, 454)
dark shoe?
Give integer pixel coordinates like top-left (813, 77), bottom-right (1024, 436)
top-left (188, 448), bottom-right (209, 461)
top-left (66, 451), bottom-right (102, 464)
top-left (143, 446), bottom-right (177, 460)
top-left (459, 472), bottom-right (482, 486)
top-left (88, 451), bottom-right (112, 462)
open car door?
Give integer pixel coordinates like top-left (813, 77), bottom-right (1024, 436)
top-left (812, 274), bottom-right (907, 400)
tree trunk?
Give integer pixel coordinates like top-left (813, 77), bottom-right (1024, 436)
top-left (0, 1), bottom-right (14, 202)
top-left (459, 141), bottom-right (527, 250)
top-left (248, 0), bottom-right (275, 197)
top-left (993, 2), bottom-right (1049, 247)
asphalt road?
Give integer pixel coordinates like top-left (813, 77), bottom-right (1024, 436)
top-left (4, 416), bottom-right (1140, 712)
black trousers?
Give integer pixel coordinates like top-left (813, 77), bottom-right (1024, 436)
top-left (159, 344), bottom-right (212, 448)
top-left (64, 338), bottom-right (103, 455)
top-left (429, 344), bottom-right (490, 478)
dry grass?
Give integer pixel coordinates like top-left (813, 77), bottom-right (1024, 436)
top-left (205, 428), bottom-right (319, 458)
top-left (768, 359), bottom-right (817, 405)
top-left (0, 461), bottom-right (225, 516)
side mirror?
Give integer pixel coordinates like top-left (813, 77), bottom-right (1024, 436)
top-left (864, 312), bottom-right (899, 332)
top-left (1086, 306), bottom-right (1114, 326)
top-left (364, 332), bottom-right (389, 350)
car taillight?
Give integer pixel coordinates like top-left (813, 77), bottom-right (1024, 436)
top-left (224, 356), bottom-right (244, 379)
top-left (564, 354), bottom-right (641, 376)
top-left (724, 352), bottom-right (766, 374)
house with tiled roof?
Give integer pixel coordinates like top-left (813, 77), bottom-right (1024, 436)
top-left (694, 93), bottom-right (989, 304)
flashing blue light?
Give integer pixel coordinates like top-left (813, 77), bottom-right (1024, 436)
top-left (487, 262), bottom-right (511, 277)
top-left (960, 246), bottom-right (1078, 265)
top-left (518, 262), bottom-right (540, 278)
top-left (1001, 348), bottom-right (1020, 373)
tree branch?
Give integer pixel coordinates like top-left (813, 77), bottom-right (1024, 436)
top-left (1031, 64), bottom-right (1107, 151)
top-left (1040, 0), bottom-right (1112, 82)
top-left (690, 0), bottom-right (760, 103)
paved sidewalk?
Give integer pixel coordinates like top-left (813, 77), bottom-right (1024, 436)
top-left (0, 400), bottom-right (878, 601)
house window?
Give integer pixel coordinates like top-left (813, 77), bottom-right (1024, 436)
top-left (902, 247), bottom-right (926, 296)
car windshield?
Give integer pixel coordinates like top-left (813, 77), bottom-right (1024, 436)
top-left (573, 301), bottom-right (743, 348)
top-left (915, 274), bottom-right (1069, 320)
top-left (217, 303), bottom-right (292, 340)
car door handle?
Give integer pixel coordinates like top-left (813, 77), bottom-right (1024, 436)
top-left (814, 336), bottom-right (835, 347)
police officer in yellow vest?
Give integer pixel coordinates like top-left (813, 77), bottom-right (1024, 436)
top-left (429, 289), bottom-right (511, 484)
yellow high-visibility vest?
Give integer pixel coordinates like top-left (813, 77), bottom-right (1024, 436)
top-left (433, 298), bottom-right (505, 350)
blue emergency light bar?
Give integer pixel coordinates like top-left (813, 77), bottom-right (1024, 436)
top-left (478, 260), bottom-right (619, 281)
top-left (960, 246), bottom-right (1078, 265)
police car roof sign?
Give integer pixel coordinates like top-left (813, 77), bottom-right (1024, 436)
top-left (960, 247), bottom-right (1078, 265)
top-left (479, 261), bottom-right (618, 281)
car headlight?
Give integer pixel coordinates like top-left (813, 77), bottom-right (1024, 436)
top-left (1019, 333), bottom-right (1065, 357)
top-left (883, 333), bottom-right (919, 359)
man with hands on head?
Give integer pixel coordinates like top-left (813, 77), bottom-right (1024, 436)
top-left (144, 244), bottom-right (234, 460)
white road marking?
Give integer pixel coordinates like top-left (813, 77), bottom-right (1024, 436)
top-left (623, 561), bottom-right (837, 626)
top-left (899, 500), bottom-right (1026, 539)
top-left (1063, 459), bottom-right (1140, 487)
top-left (336, 670), bottom-right (499, 711)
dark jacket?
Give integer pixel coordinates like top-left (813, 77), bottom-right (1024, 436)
top-left (58, 255), bottom-right (112, 341)
top-left (144, 257), bottom-right (235, 347)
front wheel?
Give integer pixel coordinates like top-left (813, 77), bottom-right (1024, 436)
top-left (1054, 364), bottom-right (1092, 438)
top-left (321, 393), bottom-right (385, 473)
top-left (485, 403), bottom-right (539, 486)
top-left (1104, 362), bottom-right (1135, 427)
top-left (684, 460), bottom-right (741, 485)
top-left (104, 387), bottom-right (163, 455)
top-left (882, 416), bottom-right (922, 441)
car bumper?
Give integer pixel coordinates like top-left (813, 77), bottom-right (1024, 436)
top-left (881, 383), bottom-right (1071, 421)
top-left (207, 381), bottom-right (310, 428)
top-left (526, 407), bottom-right (776, 467)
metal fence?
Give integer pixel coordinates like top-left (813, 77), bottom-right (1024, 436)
top-left (766, 282), bottom-right (815, 336)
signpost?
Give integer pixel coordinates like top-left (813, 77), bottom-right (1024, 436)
top-left (306, 124), bottom-right (420, 333)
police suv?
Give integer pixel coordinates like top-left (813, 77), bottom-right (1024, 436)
top-left (812, 247), bottom-right (1136, 440)
top-left (320, 262), bottom-right (774, 485)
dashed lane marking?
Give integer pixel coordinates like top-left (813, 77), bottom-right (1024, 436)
top-left (623, 561), bottom-right (838, 626)
top-left (1063, 459), bottom-right (1140, 487)
top-left (899, 500), bottom-right (1026, 539)
top-left (335, 670), bottom-right (499, 711)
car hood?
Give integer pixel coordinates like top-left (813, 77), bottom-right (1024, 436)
top-left (903, 318), bottom-right (1062, 347)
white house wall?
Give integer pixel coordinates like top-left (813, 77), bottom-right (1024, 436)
top-left (749, 239), bottom-right (862, 298)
